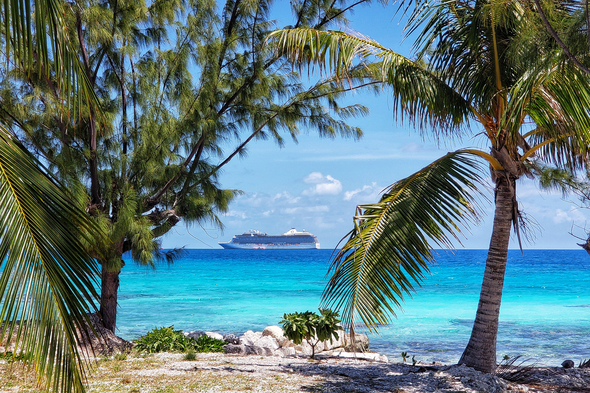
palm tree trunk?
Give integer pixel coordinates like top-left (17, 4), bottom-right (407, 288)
top-left (459, 175), bottom-right (514, 373)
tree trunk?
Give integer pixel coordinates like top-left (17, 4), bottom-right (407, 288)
top-left (99, 260), bottom-right (124, 333)
top-left (459, 175), bottom-right (515, 373)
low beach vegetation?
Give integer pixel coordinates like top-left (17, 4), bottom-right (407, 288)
top-left (134, 326), bottom-right (226, 354)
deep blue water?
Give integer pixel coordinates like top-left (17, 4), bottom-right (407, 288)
top-left (117, 249), bottom-right (590, 366)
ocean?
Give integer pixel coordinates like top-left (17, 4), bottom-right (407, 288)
top-left (117, 249), bottom-right (590, 366)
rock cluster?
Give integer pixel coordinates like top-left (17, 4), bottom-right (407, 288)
top-left (184, 325), bottom-right (387, 361)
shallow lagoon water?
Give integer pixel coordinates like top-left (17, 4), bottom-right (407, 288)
top-left (117, 249), bottom-right (590, 366)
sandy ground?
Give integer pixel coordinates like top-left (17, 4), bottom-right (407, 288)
top-left (2, 351), bottom-right (590, 392)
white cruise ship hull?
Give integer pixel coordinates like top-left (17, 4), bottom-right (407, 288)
top-left (219, 242), bottom-right (320, 250)
top-left (219, 228), bottom-right (320, 250)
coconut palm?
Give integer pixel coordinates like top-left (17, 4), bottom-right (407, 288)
top-left (1, 0), bottom-right (102, 392)
top-left (271, 0), bottom-right (590, 372)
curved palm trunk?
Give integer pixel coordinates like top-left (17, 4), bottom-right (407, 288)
top-left (459, 175), bottom-right (515, 373)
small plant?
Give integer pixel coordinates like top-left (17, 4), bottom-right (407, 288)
top-left (401, 351), bottom-right (408, 363)
top-left (411, 355), bottom-right (418, 366)
top-left (503, 355), bottom-right (511, 361)
top-left (114, 353), bottom-right (127, 361)
top-left (134, 326), bottom-right (226, 354)
top-left (134, 326), bottom-right (191, 353)
top-left (280, 308), bottom-right (341, 359)
top-left (184, 350), bottom-right (196, 360)
top-left (192, 334), bottom-right (226, 353)
top-left (0, 351), bottom-right (31, 363)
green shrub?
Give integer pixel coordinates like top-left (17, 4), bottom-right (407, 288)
top-left (280, 308), bottom-right (341, 359)
top-left (192, 334), bottom-right (226, 353)
top-left (0, 351), bottom-right (31, 363)
top-left (184, 350), bottom-right (196, 360)
top-left (134, 326), bottom-right (226, 353)
top-left (134, 326), bottom-right (192, 353)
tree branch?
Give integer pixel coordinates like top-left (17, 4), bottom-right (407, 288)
top-left (76, 10), bottom-right (101, 206)
top-left (533, 0), bottom-right (590, 75)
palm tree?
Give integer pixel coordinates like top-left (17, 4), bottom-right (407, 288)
top-left (1, 0), bottom-right (103, 392)
top-left (271, 0), bottom-right (590, 372)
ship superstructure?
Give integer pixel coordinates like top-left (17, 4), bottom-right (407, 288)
top-left (218, 228), bottom-right (320, 249)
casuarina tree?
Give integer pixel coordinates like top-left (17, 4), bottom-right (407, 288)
top-left (271, 0), bottom-right (590, 372)
top-left (0, 0), bottom-right (382, 333)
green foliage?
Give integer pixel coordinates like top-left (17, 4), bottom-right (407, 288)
top-left (322, 152), bottom-right (485, 333)
top-left (0, 351), bottom-right (31, 363)
top-left (184, 350), bottom-right (196, 361)
top-left (0, 131), bottom-right (103, 393)
top-left (134, 326), bottom-right (226, 354)
top-left (134, 326), bottom-right (192, 353)
top-left (275, 0), bottom-right (590, 373)
top-left (280, 309), bottom-right (341, 359)
top-left (192, 334), bottom-right (227, 353)
top-left (114, 353), bottom-right (128, 361)
top-left (0, 0), bottom-right (379, 336)
top-left (401, 352), bottom-right (408, 363)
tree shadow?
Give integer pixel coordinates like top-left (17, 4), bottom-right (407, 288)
top-left (288, 362), bottom-right (457, 393)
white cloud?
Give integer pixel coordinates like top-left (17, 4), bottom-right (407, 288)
top-left (553, 207), bottom-right (586, 224)
top-left (304, 172), bottom-right (325, 184)
top-left (343, 182), bottom-right (385, 203)
top-left (224, 210), bottom-right (247, 219)
top-left (282, 205), bottom-right (330, 215)
top-left (302, 173), bottom-right (342, 196)
top-left (271, 191), bottom-right (300, 204)
top-left (344, 183), bottom-right (377, 201)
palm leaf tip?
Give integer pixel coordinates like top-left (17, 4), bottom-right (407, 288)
top-left (0, 129), bottom-right (101, 393)
top-left (321, 151), bottom-right (487, 335)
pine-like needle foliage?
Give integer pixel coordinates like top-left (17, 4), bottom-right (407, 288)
top-left (0, 0), bottom-right (385, 333)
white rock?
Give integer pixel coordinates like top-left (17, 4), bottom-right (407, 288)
top-left (313, 340), bottom-right (325, 353)
top-left (325, 350), bottom-right (388, 362)
top-left (262, 326), bottom-right (289, 347)
top-left (342, 333), bottom-right (369, 352)
top-left (239, 330), bottom-right (262, 346)
top-left (275, 347), bottom-right (296, 357)
top-left (294, 341), bottom-right (316, 356)
top-left (255, 336), bottom-right (279, 351)
top-left (185, 331), bottom-right (206, 340)
top-left (294, 344), bottom-right (306, 354)
top-left (205, 331), bottom-right (224, 341)
top-left (322, 333), bottom-right (344, 351)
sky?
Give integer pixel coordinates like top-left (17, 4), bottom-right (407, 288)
top-left (161, 1), bottom-right (590, 251)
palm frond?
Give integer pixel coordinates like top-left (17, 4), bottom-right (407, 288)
top-left (321, 151), bottom-right (486, 334)
top-left (1, 0), bottom-right (97, 112)
top-left (517, 62), bottom-right (590, 171)
top-left (0, 127), bottom-right (100, 393)
top-left (268, 27), bottom-right (472, 136)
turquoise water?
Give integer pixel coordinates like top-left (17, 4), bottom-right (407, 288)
top-left (117, 249), bottom-right (590, 366)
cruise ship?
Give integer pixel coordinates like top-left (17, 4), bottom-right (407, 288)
top-left (218, 228), bottom-right (320, 250)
